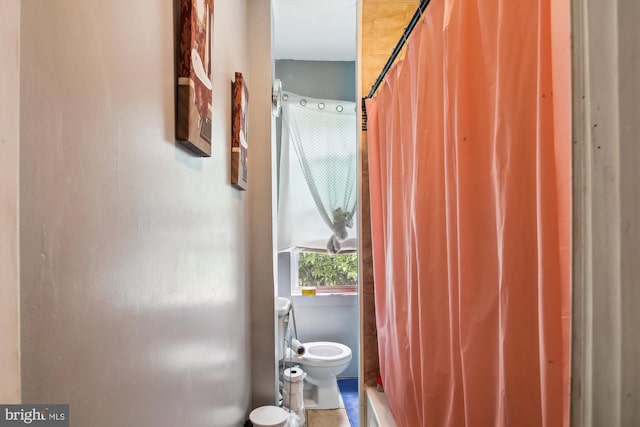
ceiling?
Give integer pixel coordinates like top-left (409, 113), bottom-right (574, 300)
top-left (272, 0), bottom-right (357, 61)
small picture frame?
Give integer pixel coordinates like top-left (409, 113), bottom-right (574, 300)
top-left (176, 0), bottom-right (214, 157)
top-left (232, 72), bottom-right (249, 190)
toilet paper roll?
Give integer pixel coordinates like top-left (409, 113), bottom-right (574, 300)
top-left (283, 367), bottom-right (306, 383)
top-left (291, 339), bottom-right (306, 356)
top-left (282, 389), bottom-right (304, 411)
top-left (283, 381), bottom-right (304, 395)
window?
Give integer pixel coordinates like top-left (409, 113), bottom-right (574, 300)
top-left (291, 250), bottom-right (358, 295)
top-left (277, 91), bottom-right (358, 295)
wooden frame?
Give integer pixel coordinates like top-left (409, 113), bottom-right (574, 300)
top-left (570, 0), bottom-right (640, 425)
top-left (231, 72), bottom-right (249, 190)
top-left (176, 0), bottom-right (214, 157)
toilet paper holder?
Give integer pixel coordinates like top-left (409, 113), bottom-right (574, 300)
top-left (283, 301), bottom-right (305, 356)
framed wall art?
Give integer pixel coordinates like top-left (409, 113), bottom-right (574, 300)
top-left (176, 0), bottom-right (214, 157)
top-left (231, 72), bottom-right (248, 190)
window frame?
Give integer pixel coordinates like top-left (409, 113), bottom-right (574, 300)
top-left (289, 250), bottom-right (358, 296)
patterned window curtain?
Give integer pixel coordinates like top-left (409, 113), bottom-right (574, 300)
top-left (278, 92), bottom-right (357, 253)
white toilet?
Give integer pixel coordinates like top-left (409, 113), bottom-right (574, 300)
top-left (277, 297), bottom-right (353, 410)
top-left (285, 341), bottom-right (352, 410)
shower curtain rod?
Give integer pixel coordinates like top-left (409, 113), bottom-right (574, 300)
top-left (365, 0), bottom-right (431, 99)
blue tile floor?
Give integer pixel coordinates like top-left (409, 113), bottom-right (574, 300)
top-left (337, 378), bottom-right (358, 427)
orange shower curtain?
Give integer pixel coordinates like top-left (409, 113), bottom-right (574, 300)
top-left (365, 0), bottom-right (570, 426)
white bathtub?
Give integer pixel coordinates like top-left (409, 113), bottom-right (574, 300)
top-left (365, 387), bottom-right (397, 427)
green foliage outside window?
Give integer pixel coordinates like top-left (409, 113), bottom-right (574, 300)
top-left (297, 252), bottom-right (358, 287)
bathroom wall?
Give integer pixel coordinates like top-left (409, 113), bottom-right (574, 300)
top-left (247, 0), bottom-right (278, 410)
top-left (571, 0), bottom-right (640, 425)
top-left (0, 0), bottom-right (21, 404)
top-left (275, 60), bottom-right (355, 101)
top-left (20, 1), bottom-right (258, 426)
top-left (275, 60), bottom-right (359, 378)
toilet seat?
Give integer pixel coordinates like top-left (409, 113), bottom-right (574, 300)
top-left (289, 341), bottom-right (352, 367)
top-left (285, 341), bottom-right (352, 409)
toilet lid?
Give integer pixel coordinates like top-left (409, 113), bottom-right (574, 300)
top-left (249, 406), bottom-right (288, 426)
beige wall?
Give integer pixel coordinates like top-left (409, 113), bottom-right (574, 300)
top-left (571, 0), bottom-right (640, 425)
top-left (0, 0), bottom-right (21, 404)
top-left (19, 1), bottom-right (261, 425)
top-left (247, 0), bottom-right (278, 409)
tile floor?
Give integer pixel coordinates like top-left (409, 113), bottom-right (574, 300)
top-left (306, 408), bottom-right (351, 427)
top-left (304, 391), bottom-right (352, 427)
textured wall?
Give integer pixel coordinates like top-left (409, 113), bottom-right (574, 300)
top-left (0, 0), bottom-right (21, 404)
top-left (361, 0), bottom-right (419, 96)
top-left (20, 1), bottom-right (253, 425)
